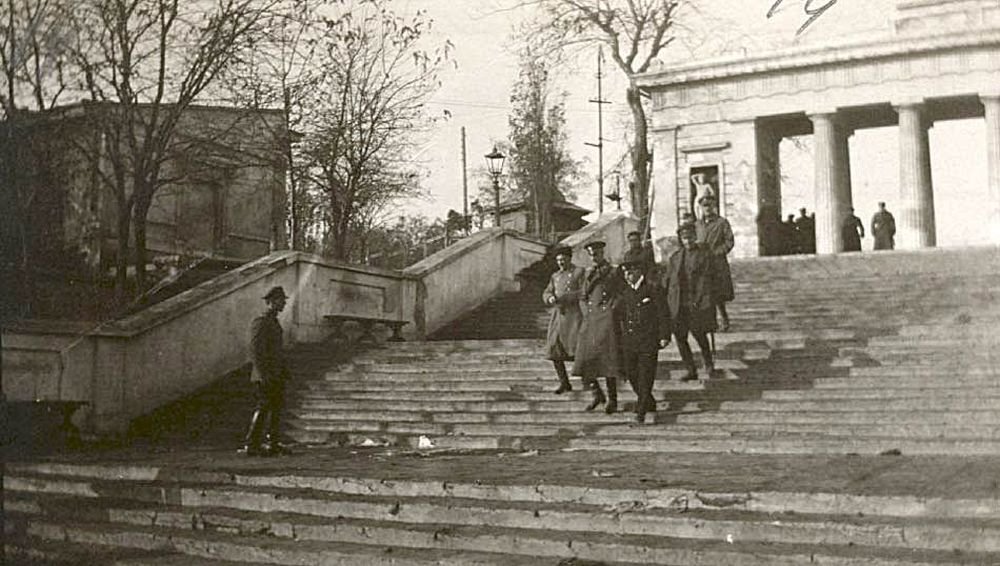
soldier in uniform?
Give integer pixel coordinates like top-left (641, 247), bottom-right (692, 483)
top-left (620, 230), bottom-right (655, 276)
top-left (542, 246), bottom-right (585, 394)
top-left (871, 201), bottom-right (896, 250)
top-left (664, 223), bottom-right (718, 381)
top-left (572, 240), bottom-right (624, 413)
top-left (841, 207), bottom-right (865, 252)
top-left (696, 194), bottom-right (735, 331)
top-left (617, 260), bottom-right (670, 423)
top-left (240, 285), bottom-right (291, 457)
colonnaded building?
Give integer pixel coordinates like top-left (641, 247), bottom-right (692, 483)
top-left (641, 0), bottom-right (1000, 257)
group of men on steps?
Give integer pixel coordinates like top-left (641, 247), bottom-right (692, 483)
top-left (543, 194), bottom-right (735, 423)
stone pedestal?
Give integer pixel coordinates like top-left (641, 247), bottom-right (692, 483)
top-left (895, 103), bottom-right (936, 249)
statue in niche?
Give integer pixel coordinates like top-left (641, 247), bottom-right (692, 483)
top-left (690, 171), bottom-right (718, 219)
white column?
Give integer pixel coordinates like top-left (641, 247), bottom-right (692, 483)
top-left (895, 102), bottom-right (936, 249)
top-left (982, 95), bottom-right (1000, 243)
top-left (809, 111), bottom-right (849, 254)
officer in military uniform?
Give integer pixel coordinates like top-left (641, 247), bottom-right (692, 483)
top-left (696, 194), bottom-right (735, 331)
top-left (664, 223), bottom-right (718, 381)
top-left (240, 285), bottom-right (291, 456)
top-left (542, 246), bottom-right (585, 394)
top-left (617, 259), bottom-right (670, 423)
top-left (572, 240), bottom-right (624, 413)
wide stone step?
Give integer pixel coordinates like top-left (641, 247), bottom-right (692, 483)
top-left (719, 396), bottom-right (1000, 412)
top-left (591, 422), bottom-right (1000, 441)
top-left (10, 470), bottom-right (1000, 562)
top-left (568, 436), bottom-right (1000, 456)
top-left (678, 410), bottom-right (1000, 426)
top-left (760, 387), bottom-right (1000, 401)
top-left (816, 374), bottom-right (1000, 389)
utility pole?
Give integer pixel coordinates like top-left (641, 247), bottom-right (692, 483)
top-left (586, 47), bottom-right (610, 214)
top-left (461, 127), bottom-right (469, 235)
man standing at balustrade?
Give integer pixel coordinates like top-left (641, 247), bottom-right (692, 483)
top-left (696, 194), bottom-right (735, 331)
top-left (543, 246), bottom-right (585, 395)
top-left (871, 202), bottom-right (896, 250)
top-left (572, 240), bottom-right (624, 413)
top-left (240, 285), bottom-right (292, 457)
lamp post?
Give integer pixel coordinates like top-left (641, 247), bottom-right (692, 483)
top-left (484, 145), bottom-right (505, 227)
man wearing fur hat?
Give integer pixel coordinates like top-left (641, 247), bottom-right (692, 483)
top-left (664, 223), bottom-right (718, 381)
top-left (240, 285), bottom-right (292, 456)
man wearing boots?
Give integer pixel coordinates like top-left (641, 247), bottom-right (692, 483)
top-left (696, 194), bottom-right (735, 331)
top-left (664, 223), bottom-right (718, 381)
top-left (617, 260), bottom-right (670, 423)
top-left (543, 246), bottom-right (585, 394)
top-left (240, 285), bottom-right (292, 456)
top-left (572, 240), bottom-right (624, 413)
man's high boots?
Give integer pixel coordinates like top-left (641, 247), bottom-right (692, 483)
top-left (584, 379), bottom-right (606, 411)
top-left (239, 410), bottom-right (266, 456)
top-left (702, 350), bottom-right (716, 379)
top-left (604, 377), bottom-right (618, 414)
top-left (553, 361), bottom-right (572, 394)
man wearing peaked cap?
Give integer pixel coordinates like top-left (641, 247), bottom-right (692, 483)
top-left (616, 258), bottom-right (670, 423)
top-left (572, 237), bottom-right (624, 413)
top-left (240, 285), bottom-right (292, 457)
top-left (542, 246), bottom-right (585, 394)
top-left (696, 193), bottom-right (735, 332)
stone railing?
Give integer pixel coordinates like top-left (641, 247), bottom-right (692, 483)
top-left (403, 228), bottom-right (549, 336)
top-left (3, 230), bottom-right (553, 437)
top-left (2, 251), bottom-right (419, 436)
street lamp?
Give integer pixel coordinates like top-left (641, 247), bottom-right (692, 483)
top-left (484, 145), bottom-right (505, 227)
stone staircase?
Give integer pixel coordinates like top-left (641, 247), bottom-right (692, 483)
top-left (7, 245), bottom-right (1000, 565)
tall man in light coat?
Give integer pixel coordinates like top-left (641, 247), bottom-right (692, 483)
top-left (696, 194), bottom-right (735, 331)
top-left (572, 240), bottom-right (624, 413)
top-left (543, 246), bottom-right (585, 394)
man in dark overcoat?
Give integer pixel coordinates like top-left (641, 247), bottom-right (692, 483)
top-left (871, 201), bottom-right (896, 250)
top-left (696, 194), bottom-right (735, 331)
top-left (617, 260), bottom-right (670, 423)
top-left (240, 285), bottom-right (291, 456)
top-left (841, 207), bottom-right (865, 252)
top-left (664, 223), bottom-right (718, 381)
top-left (542, 246), bottom-right (585, 394)
top-left (572, 240), bottom-right (624, 413)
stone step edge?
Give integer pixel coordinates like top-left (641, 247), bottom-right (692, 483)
top-left (10, 464), bottom-right (1000, 520)
top-left (10, 491), bottom-right (1000, 557)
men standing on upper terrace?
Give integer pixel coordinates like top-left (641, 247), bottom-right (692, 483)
top-left (871, 202), bottom-right (896, 251)
top-left (842, 207), bottom-right (865, 252)
top-left (696, 194), bottom-right (735, 332)
top-left (572, 240), bottom-right (624, 413)
top-left (543, 246), bottom-right (585, 395)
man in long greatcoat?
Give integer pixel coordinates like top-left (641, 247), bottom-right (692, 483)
top-left (617, 260), bottom-right (670, 423)
top-left (871, 202), bottom-right (896, 250)
top-left (696, 194), bottom-right (735, 331)
top-left (572, 240), bottom-right (624, 413)
top-left (841, 207), bottom-right (865, 252)
top-left (241, 285), bottom-right (291, 457)
top-left (664, 223), bottom-right (719, 381)
top-left (542, 246), bottom-right (585, 394)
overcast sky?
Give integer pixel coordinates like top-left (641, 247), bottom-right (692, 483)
top-left (396, 0), bottom-right (990, 246)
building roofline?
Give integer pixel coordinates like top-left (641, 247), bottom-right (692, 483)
top-left (635, 26), bottom-right (1000, 90)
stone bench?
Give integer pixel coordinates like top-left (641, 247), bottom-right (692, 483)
top-left (324, 315), bottom-right (408, 344)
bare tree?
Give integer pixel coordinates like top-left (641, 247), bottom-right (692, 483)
top-left (526, 0), bottom-right (680, 228)
top-left (64, 0), bottom-right (269, 298)
top-left (296, 0), bottom-right (449, 261)
top-left (1, 0), bottom-right (74, 317)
